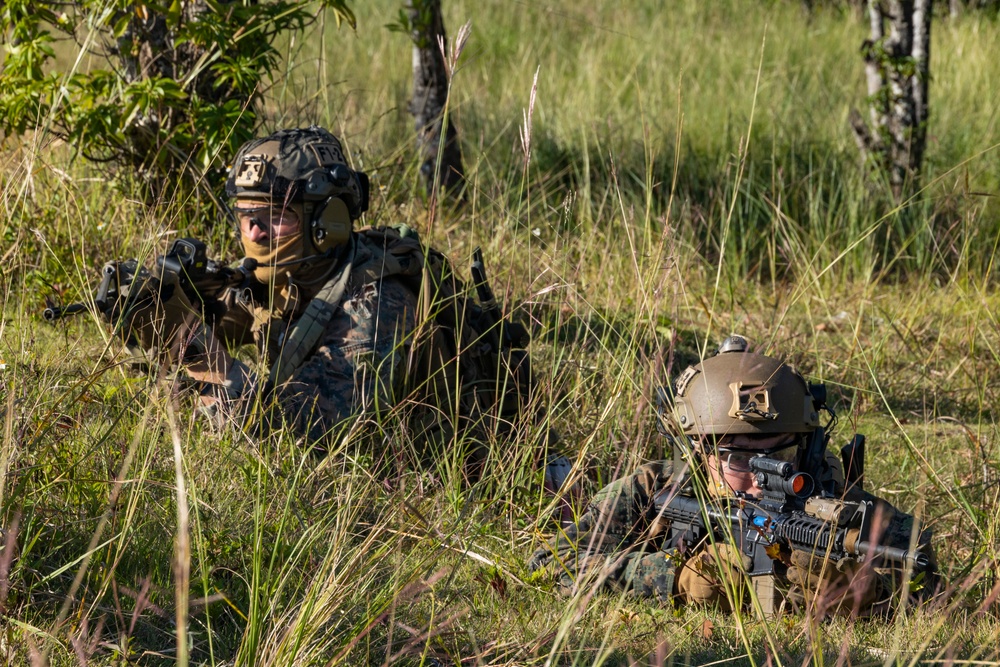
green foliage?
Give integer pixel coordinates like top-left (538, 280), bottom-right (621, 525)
top-left (387, 0), bottom-right (439, 48)
top-left (0, 0), bottom-right (356, 199)
top-left (385, 7), bottom-right (415, 35)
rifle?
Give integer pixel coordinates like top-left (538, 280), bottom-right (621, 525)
top-left (469, 247), bottom-right (530, 350)
top-left (44, 238), bottom-right (252, 326)
top-left (653, 454), bottom-right (930, 612)
top-left (43, 258), bottom-right (145, 323)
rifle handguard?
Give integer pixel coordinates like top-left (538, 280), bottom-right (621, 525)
top-left (655, 469), bottom-right (933, 579)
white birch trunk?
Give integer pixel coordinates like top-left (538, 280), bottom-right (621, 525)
top-left (849, 0), bottom-right (931, 200)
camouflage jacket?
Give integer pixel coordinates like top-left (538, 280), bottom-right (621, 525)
top-left (207, 228), bottom-right (423, 442)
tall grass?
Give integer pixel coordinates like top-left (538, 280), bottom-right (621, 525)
top-left (2, 0), bottom-right (1000, 665)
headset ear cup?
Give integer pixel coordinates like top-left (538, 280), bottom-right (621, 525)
top-left (312, 197), bottom-right (352, 253)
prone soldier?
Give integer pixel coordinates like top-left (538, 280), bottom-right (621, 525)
top-left (50, 126), bottom-right (571, 488)
top-left (528, 335), bottom-right (937, 617)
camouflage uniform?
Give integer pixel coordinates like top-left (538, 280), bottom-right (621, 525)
top-left (529, 336), bottom-right (937, 614)
top-left (528, 458), bottom-right (936, 613)
top-left (124, 126), bottom-right (535, 458)
top-left (208, 229), bottom-right (421, 442)
top-left (273, 277), bottom-right (415, 441)
top-left (527, 460), bottom-right (680, 600)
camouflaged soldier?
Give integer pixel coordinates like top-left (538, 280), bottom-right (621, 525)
top-left (119, 126), bottom-right (570, 488)
top-left (528, 336), bottom-right (937, 617)
top-left (146, 125), bottom-right (424, 442)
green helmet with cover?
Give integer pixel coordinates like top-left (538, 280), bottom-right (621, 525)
top-left (672, 335), bottom-right (820, 437)
top-left (225, 126), bottom-right (370, 254)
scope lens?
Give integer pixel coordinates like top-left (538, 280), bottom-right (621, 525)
top-left (781, 472), bottom-right (814, 497)
top-left (791, 474), bottom-right (807, 494)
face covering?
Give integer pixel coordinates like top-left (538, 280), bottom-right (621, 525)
top-left (239, 209), bottom-right (313, 317)
top-left (241, 228), bottom-right (306, 286)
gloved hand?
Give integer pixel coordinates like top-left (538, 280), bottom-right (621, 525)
top-left (112, 269), bottom-right (200, 365)
top-left (676, 542), bottom-right (751, 609)
top-left (785, 548), bottom-right (880, 614)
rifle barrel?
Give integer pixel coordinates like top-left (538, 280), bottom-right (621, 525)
top-left (856, 540), bottom-right (930, 569)
top-left (43, 302), bottom-right (88, 321)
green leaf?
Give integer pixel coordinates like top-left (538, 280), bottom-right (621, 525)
top-left (385, 9), bottom-right (411, 34)
top-left (112, 13), bottom-right (132, 39)
top-left (318, 0), bottom-right (357, 29)
top-left (0, 0), bottom-right (357, 195)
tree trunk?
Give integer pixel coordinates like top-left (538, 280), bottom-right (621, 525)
top-left (114, 1), bottom-right (233, 177)
top-left (407, 0), bottom-right (465, 200)
top-left (849, 0), bottom-right (931, 200)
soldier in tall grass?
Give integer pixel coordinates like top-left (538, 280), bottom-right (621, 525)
top-left (116, 126), bottom-right (571, 488)
top-left (529, 336), bottom-right (937, 617)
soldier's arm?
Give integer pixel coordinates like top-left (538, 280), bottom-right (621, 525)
top-left (179, 287), bottom-right (256, 393)
top-left (210, 287), bottom-right (257, 347)
top-left (528, 461), bottom-right (678, 595)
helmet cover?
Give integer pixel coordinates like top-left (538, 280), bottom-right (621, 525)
top-left (672, 336), bottom-right (820, 437)
top-left (225, 126), bottom-right (369, 219)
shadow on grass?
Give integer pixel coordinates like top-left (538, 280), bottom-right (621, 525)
top-left (485, 119), bottom-right (1000, 284)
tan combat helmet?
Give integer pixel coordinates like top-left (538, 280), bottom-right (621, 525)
top-left (225, 126), bottom-right (369, 255)
top-left (672, 335), bottom-right (820, 437)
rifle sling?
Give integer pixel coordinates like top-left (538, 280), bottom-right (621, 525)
top-left (267, 236), bottom-right (357, 389)
top-left (265, 231), bottom-right (415, 390)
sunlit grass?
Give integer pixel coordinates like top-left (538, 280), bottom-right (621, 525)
top-left (2, 0), bottom-right (1000, 665)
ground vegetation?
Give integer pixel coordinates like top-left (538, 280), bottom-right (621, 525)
top-left (1, 1), bottom-right (999, 664)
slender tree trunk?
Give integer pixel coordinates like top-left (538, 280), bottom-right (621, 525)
top-left (910, 0), bottom-right (931, 173)
top-left (407, 0), bottom-right (465, 200)
top-left (849, 0), bottom-right (931, 200)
